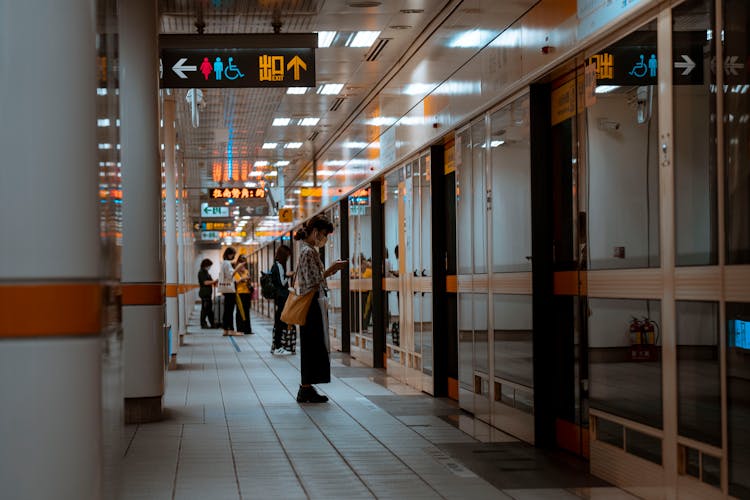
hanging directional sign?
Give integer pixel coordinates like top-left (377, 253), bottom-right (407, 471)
top-left (200, 203), bottom-right (229, 218)
top-left (588, 31), bottom-right (706, 87)
top-left (159, 34), bottom-right (317, 88)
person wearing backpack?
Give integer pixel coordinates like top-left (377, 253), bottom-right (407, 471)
top-left (270, 244), bottom-right (292, 354)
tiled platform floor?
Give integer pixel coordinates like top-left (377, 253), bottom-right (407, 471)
top-left (121, 309), bottom-right (637, 500)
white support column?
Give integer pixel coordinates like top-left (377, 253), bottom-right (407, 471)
top-left (0, 1), bottom-right (103, 498)
top-left (177, 164), bottom-right (187, 339)
top-left (119, 0), bottom-right (165, 423)
top-left (163, 95), bottom-right (180, 366)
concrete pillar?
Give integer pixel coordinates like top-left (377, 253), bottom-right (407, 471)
top-left (0, 0), bottom-right (103, 497)
top-left (163, 95), bottom-right (180, 365)
top-left (119, 0), bottom-right (165, 423)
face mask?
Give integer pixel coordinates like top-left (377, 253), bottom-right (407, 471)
top-left (317, 234), bottom-right (328, 248)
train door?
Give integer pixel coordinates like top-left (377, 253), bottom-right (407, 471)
top-left (383, 151), bottom-right (434, 393)
top-left (456, 93), bottom-right (534, 442)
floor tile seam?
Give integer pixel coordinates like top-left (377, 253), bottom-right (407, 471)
top-left (228, 335), bottom-right (312, 500)
top-left (210, 343), bottom-right (250, 500)
top-left (235, 320), bottom-right (446, 498)
top-left (170, 423), bottom-right (185, 500)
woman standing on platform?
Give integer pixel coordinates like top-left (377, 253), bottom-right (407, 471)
top-left (233, 254), bottom-right (253, 335)
top-left (198, 258), bottom-right (217, 328)
top-left (218, 247), bottom-right (238, 336)
top-left (294, 215), bottom-right (347, 403)
top-left (271, 244), bottom-right (292, 353)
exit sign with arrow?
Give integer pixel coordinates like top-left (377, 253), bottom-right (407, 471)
top-left (159, 34), bottom-right (317, 89)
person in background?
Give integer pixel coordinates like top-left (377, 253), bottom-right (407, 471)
top-left (218, 247), bottom-right (238, 336)
top-left (362, 258), bottom-right (373, 332)
top-left (198, 258), bottom-right (217, 329)
top-left (271, 244), bottom-right (293, 354)
top-left (294, 215), bottom-right (347, 403)
top-left (234, 254), bottom-right (253, 335)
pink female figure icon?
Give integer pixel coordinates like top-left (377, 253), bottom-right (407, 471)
top-left (199, 57), bottom-right (212, 80)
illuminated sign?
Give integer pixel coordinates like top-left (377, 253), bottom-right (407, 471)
top-left (210, 187), bottom-right (266, 200)
top-left (159, 34), bottom-right (316, 88)
top-left (194, 221), bottom-right (233, 231)
top-left (202, 230), bottom-right (247, 240)
top-left (278, 207), bottom-right (293, 223)
top-left (588, 31), bottom-right (705, 87)
top-left (349, 188), bottom-right (370, 207)
top-left (201, 203), bottom-right (229, 218)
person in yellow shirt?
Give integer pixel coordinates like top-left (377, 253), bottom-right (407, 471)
top-left (362, 258), bottom-right (373, 332)
top-left (233, 254), bottom-right (253, 335)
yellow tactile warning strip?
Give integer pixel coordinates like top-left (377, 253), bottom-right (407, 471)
top-left (0, 283), bottom-right (102, 337)
top-left (122, 283), bottom-right (164, 306)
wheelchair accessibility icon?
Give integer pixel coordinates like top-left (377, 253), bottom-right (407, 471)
top-left (224, 57), bottom-right (244, 80)
top-left (629, 53), bottom-right (657, 78)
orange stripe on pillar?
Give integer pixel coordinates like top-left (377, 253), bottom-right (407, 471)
top-left (122, 283), bottom-right (164, 305)
top-left (166, 284), bottom-right (178, 297)
top-left (0, 283), bottom-right (102, 337)
top-left (446, 275), bottom-right (457, 293)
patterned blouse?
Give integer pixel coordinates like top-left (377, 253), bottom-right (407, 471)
top-left (296, 241), bottom-right (325, 296)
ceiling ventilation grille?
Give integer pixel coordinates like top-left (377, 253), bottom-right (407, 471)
top-left (329, 97), bottom-right (345, 111)
top-left (365, 38), bottom-right (390, 62)
top-left (307, 131), bottom-right (320, 141)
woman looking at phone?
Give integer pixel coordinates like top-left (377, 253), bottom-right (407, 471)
top-left (293, 214), bottom-right (347, 403)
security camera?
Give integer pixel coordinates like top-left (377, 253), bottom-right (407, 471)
top-left (597, 118), bottom-right (620, 131)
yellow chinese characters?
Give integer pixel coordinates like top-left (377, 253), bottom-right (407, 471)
top-left (259, 55), bottom-right (285, 81)
top-left (588, 53), bottom-right (614, 80)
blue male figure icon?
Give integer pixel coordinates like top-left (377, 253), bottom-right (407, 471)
top-left (213, 57), bottom-right (224, 80)
top-left (648, 54), bottom-right (657, 77)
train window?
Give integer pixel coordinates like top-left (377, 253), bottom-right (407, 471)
top-left (586, 20), bottom-right (660, 270)
top-left (588, 298), bottom-right (663, 429)
top-left (489, 95), bottom-right (531, 273)
top-left (727, 302), bottom-right (750, 497)
top-left (673, 0), bottom-right (718, 266)
top-left (724, 0), bottom-right (750, 264)
top-left (676, 301), bottom-right (720, 446)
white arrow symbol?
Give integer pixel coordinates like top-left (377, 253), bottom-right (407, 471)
top-left (674, 55), bottom-right (696, 75)
top-left (172, 58), bottom-right (197, 79)
top-left (725, 55), bottom-right (744, 76)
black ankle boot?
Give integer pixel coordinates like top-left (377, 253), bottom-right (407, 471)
top-left (296, 386), bottom-right (328, 403)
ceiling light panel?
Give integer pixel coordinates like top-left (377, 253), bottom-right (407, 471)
top-left (273, 118), bottom-right (291, 126)
top-left (285, 142), bottom-right (303, 149)
top-left (318, 83), bottom-right (344, 95)
top-left (299, 117), bottom-right (320, 126)
top-left (316, 31), bottom-right (337, 48)
top-left (287, 87), bottom-right (308, 94)
top-left (347, 31), bottom-right (381, 48)
top-left (262, 142), bottom-right (278, 149)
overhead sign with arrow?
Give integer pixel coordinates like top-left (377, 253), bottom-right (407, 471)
top-left (200, 203), bottom-right (229, 218)
top-left (159, 34), bottom-right (317, 89)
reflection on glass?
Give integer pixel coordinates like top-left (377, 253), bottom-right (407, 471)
top-left (588, 298), bottom-right (662, 428)
top-left (472, 123), bottom-right (487, 273)
top-left (493, 295), bottom-right (533, 387)
top-left (676, 301), bottom-right (720, 445)
top-left (490, 96), bottom-right (532, 272)
top-left (587, 23), bottom-right (660, 269)
top-left (596, 417), bottom-right (624, 448)
top-left (473, 293), bottom-right (489, 375)
top-left (727, 302), bottom-right (750, 498)
top-left (458, 294), bottom-right (474, 390)
top-left (349, 187), bottom-right (372, 341)
top-left (456, 129), bottom-right (473, 274)
top-left (625, 429), bottom-right (662, 465)
top-left (724, 1), bottom-right (750, 264)
top-left (673, 0), bottom-right (717, 266)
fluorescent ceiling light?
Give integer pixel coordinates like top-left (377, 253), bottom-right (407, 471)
top-left (275, 161), bottom-right (290, 166)
top-left (254, 160), bottom-right (269, 167)
top-left (343, 141), bottom-right (368, 149)
top-left (490, 140), bottom-right (505, 147)
top-left (403, 82), bottom-right (435, 95)
top-left (249, 171), bottom-right (264, 177)
top-left (347, 31), bottom-right (380, 48)
top-left (595, 85), bottom-right (619, 94)
top-left (325, 160), bottom-right (348, 167)
top-left (449, 29), bottom-right (493, 48)
top-left (285, 142), bottom-right (303, 149)
top-left (262, 143), bottom-right (278, 149)
top-left (97, 88), bottom-right (107, 96)
top-left (287, 87), bottom-right (308, 94)
top-left (267, 171), bottom-right (278, 177)
top-left (244, 182), bottom-right (257, 187)
top-left (316, 31), bottom-right (337, 48)
top-left (299, 117), bottom-right (320, 126)
top-left (365, 116), bottom-right (397, 126)
top-left (273, 118), bottom-right (291, 126)
top-left (98, 143), bottom-right (112, 150)
top-left (317, 170), bottom-right (334, 176)
top-left (97, 119), bottom-right (110, 127)
top-left (318, 83), bottom-right (344, 95)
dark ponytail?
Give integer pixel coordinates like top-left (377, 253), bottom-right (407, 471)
top-left (294, 214), bottom-right (334, 241)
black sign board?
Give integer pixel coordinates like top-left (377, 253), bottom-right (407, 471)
top-left (589, 31), bottom-right (706, 87)
top-left (159, 34), bottom-right (317, 89)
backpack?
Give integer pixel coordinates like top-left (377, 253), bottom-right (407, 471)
top-left (260, 271), bottom-right (276, 299)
